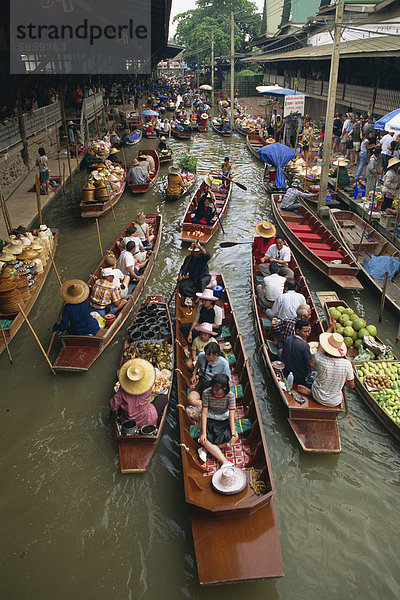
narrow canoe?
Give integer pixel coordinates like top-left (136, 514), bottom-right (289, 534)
top-left (175, 274), bottom-right (283, 585)
top-left (211, 120), bottom-right (232, 137)
top-left (0, 230), bottom-right (59, 356)
top-left (164, 170), bottom-right (197, 202)
top-left (123, 130), bottom-right (142, 146)
top-left (157, 149), bottom-right (173, 164)
top-left (128, 150), bottom-right (160, 194)
top-left (80, 179), bottom-right (126, 219)
top-left (271, 193), bottom-right (363, 290)
top-left (179, 174), bottom-right (232, 243)
top-left (113, 295), bottom-right (174, 472)
top-left (246, 134), bottom-right (267, 161)
top-left (171, 128), bottom-right (191, 140)
top-left (329, 208), bottom-right (400, 317)
top-left (317, 290), bottom-right (400, 442)
top-left (52, 214), bottom-right (162, 372)
top-left (252, 247), bottom-right (343, 453)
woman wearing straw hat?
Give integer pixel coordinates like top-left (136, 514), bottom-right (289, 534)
top-left (53, 279), bottom-right (100, 336)
top-left (166, 165), bottom-right (186, 198)
top-left (192, 176), bottom-right (216, 226)
top-left (126, 159), bottom-right (147, 185)
top-left (297, 332), bottom-right (354, 407)
top-left (181, 287), bottom-right (223, 343)
top-left (252, 221), bottom-right (276, 263)
top-left (381, 157), bottom-right (400, 213)
top-left (110, 358), bottom-right (168, 427)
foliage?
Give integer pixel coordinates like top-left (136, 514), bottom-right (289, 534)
top-left (177, 153), bottom-right (198, 173)
top-left (174, 0), bottom-right (261, 68)
top-left (236, 68), bottom-right (259, 77)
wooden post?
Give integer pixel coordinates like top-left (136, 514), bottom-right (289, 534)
top-left (0, 188), bottom-right (12, 234)
top-left (62, 163), bottom-right (66, 196)
top-left (121, 146), bottom-right (127, 171)
top-left (58, 86), bottom-right (73, 183)
top-left (95, 113), bottom-right (101, 137)
top-left (378, 272), bottom-right (388, 322)
top-left (106, 184), bottom-right (116, 221)
top-left (56, 128), bottom-right (61, 180)
top-left (49, 251), bottom-right (63, 288)
top-left (96, 218), bottom-right (103, 259)
top-left (16, 89), bottom-right (30, 169)
top-left (35, 175), bottom-right (42, 225)
top-left (335, 161), bottom-right (340, 194)
top-left (75, 138), bottom-right (80, 171)
top-left (17, 304), bottom-right (57, 375)
top-left (122, 86), bottom-right (129, 131)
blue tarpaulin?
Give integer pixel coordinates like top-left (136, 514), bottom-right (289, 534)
top-left (257, 142), bottom-right (296, 189)
top-left (364, 255), bottom-right (400, 281)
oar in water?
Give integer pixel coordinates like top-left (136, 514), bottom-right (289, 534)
top-left (225, 177), bottom-right (247, 191)
top-left (220, 241), bottom-right (252, 248)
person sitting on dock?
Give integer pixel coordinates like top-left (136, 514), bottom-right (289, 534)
top-left (53, 279), bottom-right (100, 336)
top-left (259, 235), bottom-right (294, 278)
top-left (297, 332), bottom-right (355, 405)
top-left (181, 288), bottom-right (223, 343)
top-left (252, 221), bottom-right (276, 262)
top-left (265, 278), bottom-right (307, 320)
top-left (188, 341), bottom-right (231, 408)
top-left (256, 261), bottom-right (286, 308)
top-left (126, 159), bottom-right (148, 185)
top-left (282, 319), bottom-right (316, 386)
top-left (280, 179), bottom-right (315, 211)
top-left (185, 322), bottom-right (217, 373)
top-left (178, 240), bottom-right (211, 300)
top-left (117, 241), bottom-right (145, 288)
top-left (89, 268), bottom-right (128, 318)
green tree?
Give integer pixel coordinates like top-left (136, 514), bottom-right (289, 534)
top-left (174, 0), bottom-right (261, 68)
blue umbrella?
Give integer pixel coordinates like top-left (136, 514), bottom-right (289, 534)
top-left (374, 108), bottom-right (400, 132)
top-left (158, 95), bottom-right (168, 100)
top-left (141, 109), bottom-right (159, 117)
top-left (257, 143), bottom-right (296, 190)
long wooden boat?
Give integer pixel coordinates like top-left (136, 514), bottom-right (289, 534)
top-left (123, 129), bottom-right (142, 146)
top-left (0, 230), bottom-right (59, 356)
top-left (52, 214), bottom-right (162, 372)
top-left (271, 193), bottom-right (363, 290)
top-left (79, 178), bottom-right (126, 219)
top-left (179, 174), bottom-right (232, 243)
top-left (171, 127), bottom-right (191, 140)
top-left (329, 208), bottom-right (400, 317)
top-left (317, 290), bottom-right (400, 442)
top-left (252, 246), bottom-right (343, 452)
top-left (175, 274), bottom-right (283, 584)
top-left (211, 120), bottom-right (232, 137)
top-left (164, 170), bottom-right (197, 202)
top-left (128, 150), bottom-right (160, 194)
top-left (235, 123), bottom-right (250, 136)
top-left (246, 134), bottom-right (267, 161)
top-left (113, 295), bottom-right (174, 472)
top-left (156, 148), bottom-right (173, 164)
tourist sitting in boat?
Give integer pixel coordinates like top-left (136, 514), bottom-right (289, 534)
top-left (118, 225), bottom-right (147, 262)
top-left (281, 179), bottom-right (315, 211)
top-left (167, 165), bottom-right (186, 197)
top-left (221, 156), bottom-right (232, 189)
top-left (126, 159), bottom-right (147, 185)
top-left (103, 255), bottom-right (127, 298)
top-left (259, 234), bottom-right (294, 278)
top-left (256, 261), bottom-right (286, 308)
top-left (192, 177), bottom-right (216, 226)
top-left (297, 332), bottom-right (354, 405)
top-left (137, 152), bottom-right (154, 178)
top-left (110, 358), bottom-right (168, 427)
top-left (89, 268), bottom-right (128, 318)
top-left (178, 240), bottom-right (211, 300)
top-left (271, 304), bottom-right (311, 348)
top-left (219, 118), bottom-right (231, 133)
top-left (252, 221), bottom-right (276, 262)
top-left (185, 322), bottom-right (217, 372)
top-left (157, 136), bottom-right (169, 154)
top-left (282, 319), bottom-right (316, 386)
top-left (175, 121), bottom-right (184, 132)
top-left (265, 278), bottom-right (307, 320)
top-left (188, 341), bottom-right (231, 408)
top-left (53, 279), bottom-right (100, 336)
top-left (197, 373), bottom-right (237, 466)
top-left (117, 241), bottom-right (145, 287)
top-left (135, 212), bottom-right (155, 247)
top-left (181, 288), bottom-right (223, 342)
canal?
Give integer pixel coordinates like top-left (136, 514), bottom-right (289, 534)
top-left (1, 129), bottom-right (399, 600)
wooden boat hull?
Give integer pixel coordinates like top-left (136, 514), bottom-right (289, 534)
top-left (271, 193), bottom-right (363, 290)
top-left (171, 128), bottom-right (191, 140)
top-left (329, 208), bottom-right (400, 317)
top-left (129, 150), bottom-right (160, 194)
top-left (0, 230), bottom-right (59, 355)
top-left (175, 274), bottom-right (283, 584)
top-left (211, 121), bottom-right (232, 137)
top-left (235, 124), bottom-right (250, 136)
top-left (53, 215), bottom-right (162, 372)
top-left (157, 150), bottom-right (173, 164)
top-left (246, 134), bottom-right (267, 161)
top-left (114, 295), bottom-right (174, 472)
top-left (252, 248), bottom-right (342, 452)
top-left (179, 174), bottom-right (232, 243)
top-left (80, 181), bottom-right (126, 219)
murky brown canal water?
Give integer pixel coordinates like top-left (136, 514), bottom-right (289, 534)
top-left (1, 131), bottom-right (399, 600)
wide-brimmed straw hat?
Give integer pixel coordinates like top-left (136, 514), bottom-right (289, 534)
top-left (332, 158), bottom-right (349, 167)
top-left (60, 279), bottom-right (89, 304)
top-left (255, 221), bottom-right (276, 238)
top-left (160, 136), bottom-right (166, 140)
top-left (67, 121), bottom-right (74, 126)
top-left (211, 465), bottom-right (247, 495)
top-left (195, 322), bottom-right (216, 335)
top-left (388, 157), bottom-right (400, 169)
top-left (109, 148), bottom-right (120, 154)
top-left (188, 242), bottom-right (202, 253)
top-left (119, 358), bottom-right (155, 395)
top-left (201, 113), bottom-right (209, 119)
top-left (319, 332), bottom-right (347, 357)
top-left (196, 288), bottom-right (217, 301)
top-left (168, 165), bottom-right (180, 174)
top-left (204, 175), bottom-right (213, 187)
top-left (308, 341), bottom-right (319, 355)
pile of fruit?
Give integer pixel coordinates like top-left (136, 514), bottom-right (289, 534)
top-left (364, 374), bottom-right (392, 390)
top-left (152, 370), bottom-right (172, 394)
top-left (123, 340), bottom-right (173, 371)
top-left (355, 361), bottom-right (400, 390)
top-left (328, 305), bottom-right (377, 350)
top-left (370, 389), bottom-right (400, 423)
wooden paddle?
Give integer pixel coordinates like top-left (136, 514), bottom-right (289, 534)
top-left (220, 240), bottom-right (252, 248)
top-left (225, 177), bottom-right (247, 191)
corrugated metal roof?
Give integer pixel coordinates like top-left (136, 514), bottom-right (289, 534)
top-left (242, 34), bottom-right (400, 62)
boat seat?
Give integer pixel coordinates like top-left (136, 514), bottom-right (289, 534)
top-left (296, 233), bottom-right (322, 243)
top-left (313, 249), bottom-right (343, 261)
top-left (306, 242), bottom-right (334, 251)
top-left (261, 318), bottom-right (271, 331)
top-left (266, 339), bottom-right (279, 356)
top-left (288, 224), bottom-right (312, 232)
top-left (281, 211), bottom-right (303, 222)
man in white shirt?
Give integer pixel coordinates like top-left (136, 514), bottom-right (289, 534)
top-left (119, 225), bottom-right (147, 262)
top-left (117, 242), bottom-right (143, 288)
top-left (259, 235), bottom-right (294, 277)
top-left (256, 262), bottom-right (286, 308)
top-left (380, 131), bottom-right (395, 172)
top-left (265, 278), bottom-right (306, 320)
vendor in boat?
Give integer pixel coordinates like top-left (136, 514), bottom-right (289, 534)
top-left (331, 158), bottom-right (351, 188)
top-left (381, 157), bottom-right (400, 213)
top-left (137, 152), bottom-right (154, 178)
top-left (259, 234), bottom-right (294, 278)
top-left (185, 322), bottom-right (217, 372)
top-left (157, 136), bottom-right (169, 155)
top-left (265, 278), bottom-right (307, 320)
top-left (188, 341), bottom-right (231, 408)
top-left (297, 331), bottom-right (354, 405)
top-left (199, 113), bottom-right (208, 128)
top-left (280, 179), bottom-right (316, 211)
top-left (178, 240), bottom-right (211, 300)
top-left (197, 373), bottom-right (237, 466)
top-left (221, 156), bottom-right (232, 189)
top-left (181, 288), bottom-right (223, 342)
top-left (126, 159), bottom-right (147, 185)
top-left (282, 319), bottom-right (316, 386)
top-left (167, 165), bottom-right (187, 197)
top-left (219, 118), bottom-right (231, 133)
top-left (110, 130), bottom-right (121, 148)
top-left (110, 358), bottom-right (168, 427)
top-left (53, 279), bottom-right (100, 336)
top-left (117, 241), bottom-right (146, 287)
top-left (89, 268), bottom-right (128, 318)
top-left (135, 212), bottom-right (155, 247)
top-left (192, 176), bottom-right (216, 226)
top-left (252, 221), bottom-right (276, 262)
